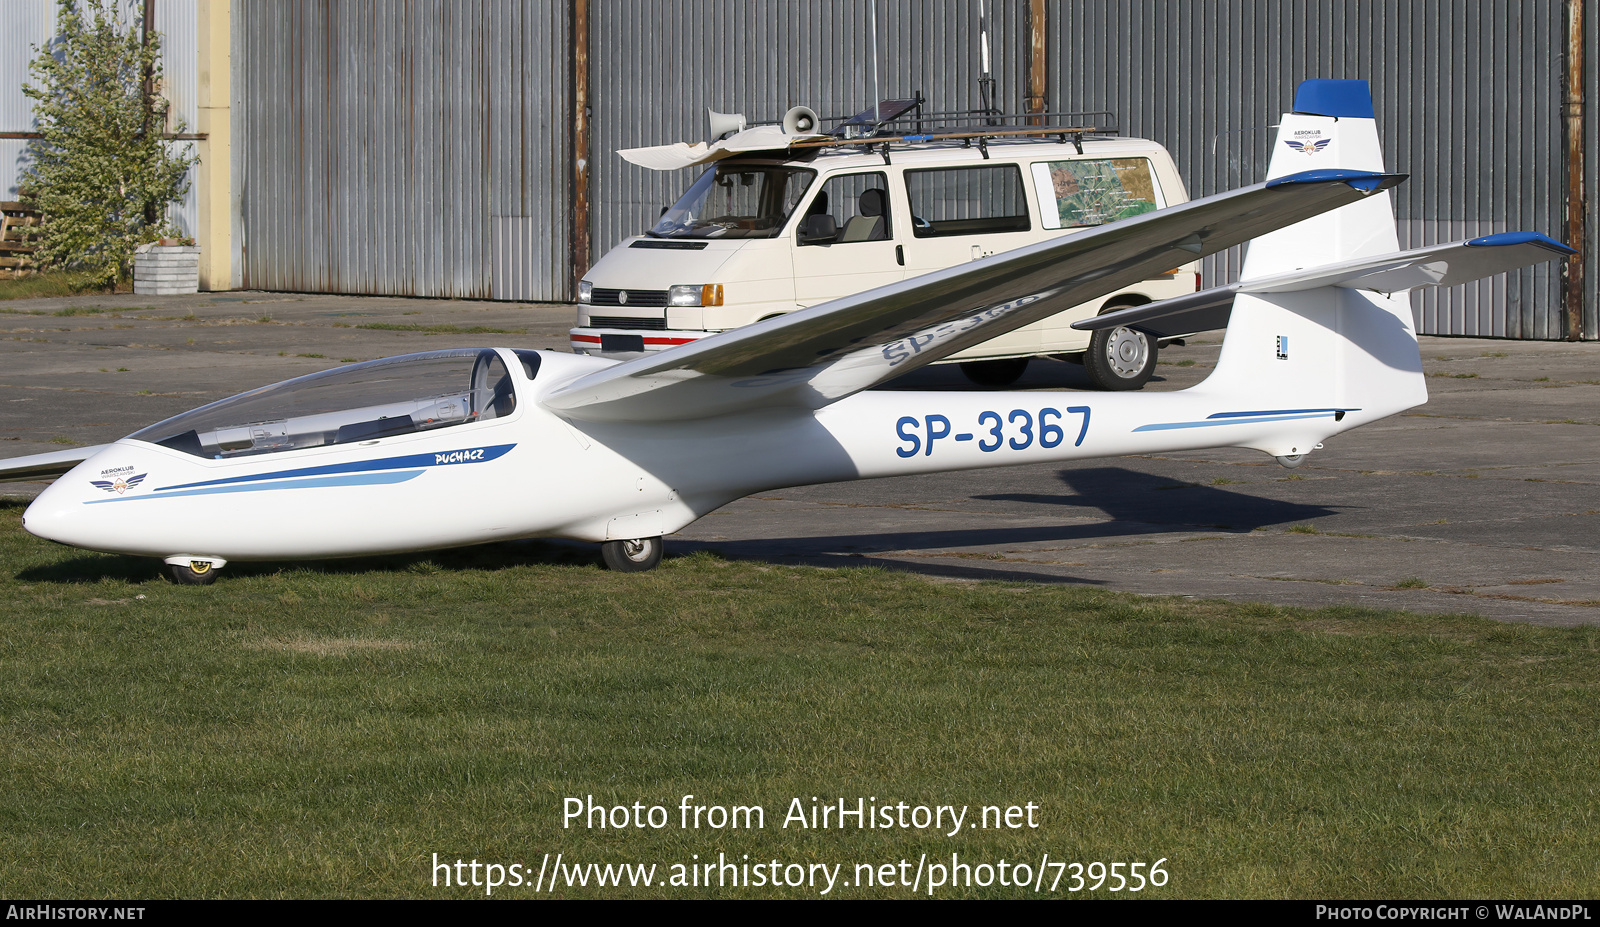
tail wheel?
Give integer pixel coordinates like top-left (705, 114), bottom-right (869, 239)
top-left (1085, 324), bottom-right (1157, 390)
top-left (167, 560), bottom-right (221, 585)
top-left (601, 536), bottom-right (664, 572)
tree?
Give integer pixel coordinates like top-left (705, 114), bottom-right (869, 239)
top-left (21, 0), bottom-right (197, 287)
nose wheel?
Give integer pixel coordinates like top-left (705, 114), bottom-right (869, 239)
top-left (601, 536), bottom-right (663, 572)
top-left (164, 556), bottom-right (225, 585)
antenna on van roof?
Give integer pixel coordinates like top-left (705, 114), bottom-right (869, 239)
top-left (868, 0), bottom-right (882, 130)
top-left (977, 0), bottom-right (997, 123)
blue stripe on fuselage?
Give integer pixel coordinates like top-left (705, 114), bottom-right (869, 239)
top-left (86, 470), bottom-right (424, 503)
top-left (150, 443), bottom-right (515, 493)
top-left (1132, 410), bottom-right (1354, 432)
top-left (1205, 409), bottom-right (1353, 419)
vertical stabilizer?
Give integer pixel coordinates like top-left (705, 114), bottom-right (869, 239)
top-left (1201, 80), bottom-right (1426, 459)
top-left (1241, 79), bottom-right (1400, 278)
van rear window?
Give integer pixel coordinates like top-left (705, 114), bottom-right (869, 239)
top-left (1032, 158), bottom-right (1162, 229)
top-left (904, 164), bottom-right (1030, 238)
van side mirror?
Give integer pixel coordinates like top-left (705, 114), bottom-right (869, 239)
top-left (798, 214), bottom-right (837, 245)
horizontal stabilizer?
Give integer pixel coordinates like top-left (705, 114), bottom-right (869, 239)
top-left (1074, 232), bottom-right (1575, 337)
top-left (0, 445), bottom-right (107, 482)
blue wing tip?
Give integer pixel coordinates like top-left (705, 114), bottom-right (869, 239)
top-left (1266, 168), bottom-right (1404, 193)
top-left (1293, 79), bottom-right (1376, 120)
top-left (1466, 231), bottom-right (1578, 255)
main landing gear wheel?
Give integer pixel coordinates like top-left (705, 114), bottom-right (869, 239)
top-left (166, 560), bottom-right (221, 585)
top-left (959, 358), bottom-right (1030, 387)
top-left (601, 536), bottom-right (664, 572)
top-left (1085, 324), bottom-right (1157, 391)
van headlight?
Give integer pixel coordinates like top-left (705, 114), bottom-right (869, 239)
top-left (578, 280), bottom-right (593, 304)
top-left (668, 284), bottom-right (723, 307)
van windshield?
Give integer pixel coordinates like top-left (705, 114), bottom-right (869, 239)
top-left (648, 164), bottom-right (814, 239)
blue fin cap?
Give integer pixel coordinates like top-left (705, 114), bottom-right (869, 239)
top-left (1293, 79), bottom-right (1376, 120)
top-left (1466, 231), bottom-right (1578, 255)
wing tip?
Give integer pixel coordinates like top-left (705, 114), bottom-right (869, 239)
top-left (0, 444), bottom-right (106, 483)
top-left (1466, 231), bottom-right (1578, 256)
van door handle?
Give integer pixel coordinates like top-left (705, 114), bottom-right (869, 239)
top-left (895, 244), bottom-right (904, 266)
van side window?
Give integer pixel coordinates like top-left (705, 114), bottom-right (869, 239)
top-left (904, 164), bottom-right (1030, 238)
top-left (1031, 158), bottom-right (1162, 229)
top-left (800, 172), bottom-right (892, 244)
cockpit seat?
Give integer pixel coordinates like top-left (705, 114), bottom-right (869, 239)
top-left (838, 188), bottom-right (887, 243)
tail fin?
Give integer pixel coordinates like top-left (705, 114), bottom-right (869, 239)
top-left (1201, 79), bottom-right (1427, 457)
top-left (1241, 79), bottom-right (1401, 276)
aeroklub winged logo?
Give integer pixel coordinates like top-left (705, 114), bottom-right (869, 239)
top-left (91, 470), bottom-right (147, 495)
top-left (1285, 137), bottom-right (1331, 155)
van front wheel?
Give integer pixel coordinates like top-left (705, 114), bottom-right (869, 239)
top-left (1085, 325), bottom-right (1156, 390)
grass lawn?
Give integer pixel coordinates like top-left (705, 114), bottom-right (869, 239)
top-left (1, 498), bottom-right (1596, 898)
top-left (0, 270), bottom-right (125, 301)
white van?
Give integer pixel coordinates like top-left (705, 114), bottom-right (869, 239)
top-left (572, 131), bottom-right (1200, 389)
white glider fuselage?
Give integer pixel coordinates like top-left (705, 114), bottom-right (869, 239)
top-left (23, 296), bottom-right (1415, 565)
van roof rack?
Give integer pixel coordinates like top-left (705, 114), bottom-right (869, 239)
top-left (793, 93), bottom-right (1120, 157)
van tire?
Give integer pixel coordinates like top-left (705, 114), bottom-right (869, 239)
top-left (959, 358), bottom-right (1030, 387)
top-left (1085, 325), bottom-right (1157, 390)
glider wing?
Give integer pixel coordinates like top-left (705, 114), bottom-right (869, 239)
top-left (544, 170), bottom-right (1406, 423)
top-left (0, 445), bottom-right (108, 483)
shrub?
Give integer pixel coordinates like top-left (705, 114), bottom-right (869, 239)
top-left (21, 0), bottom-right (197, 287)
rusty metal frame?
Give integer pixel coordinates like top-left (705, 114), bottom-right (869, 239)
top-left (1565, 0), bottom-right (1588, 340)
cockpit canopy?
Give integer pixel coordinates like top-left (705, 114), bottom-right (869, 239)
top-left (131, 348), bottom-right (539, 458)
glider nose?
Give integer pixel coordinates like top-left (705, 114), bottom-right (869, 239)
top-left (23, 479), bottom-right (99, 549)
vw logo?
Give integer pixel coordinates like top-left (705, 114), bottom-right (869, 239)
top-left (617, 290), bottom-right (629, 305)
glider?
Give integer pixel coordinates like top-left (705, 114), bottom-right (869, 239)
top-left (0, 81), bottom-right (1573, 582)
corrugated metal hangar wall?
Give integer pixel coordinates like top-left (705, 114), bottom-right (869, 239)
top-left (224, 1), bottom-right (1594, 337)
top-left (234, 1), bottom-right (570, 298)
top-left (1049, 1), bottom-right (1576, 340)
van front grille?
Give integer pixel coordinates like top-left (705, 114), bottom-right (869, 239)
top-left (591, 288), bottom-right (668, 308)
top-left (588, 315), bottom-right (667, 331)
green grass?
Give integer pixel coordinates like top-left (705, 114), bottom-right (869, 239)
top-left (1, 501), bottom-right (1597, 898)
top-left (0, 270), bottom-right (126, 301)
